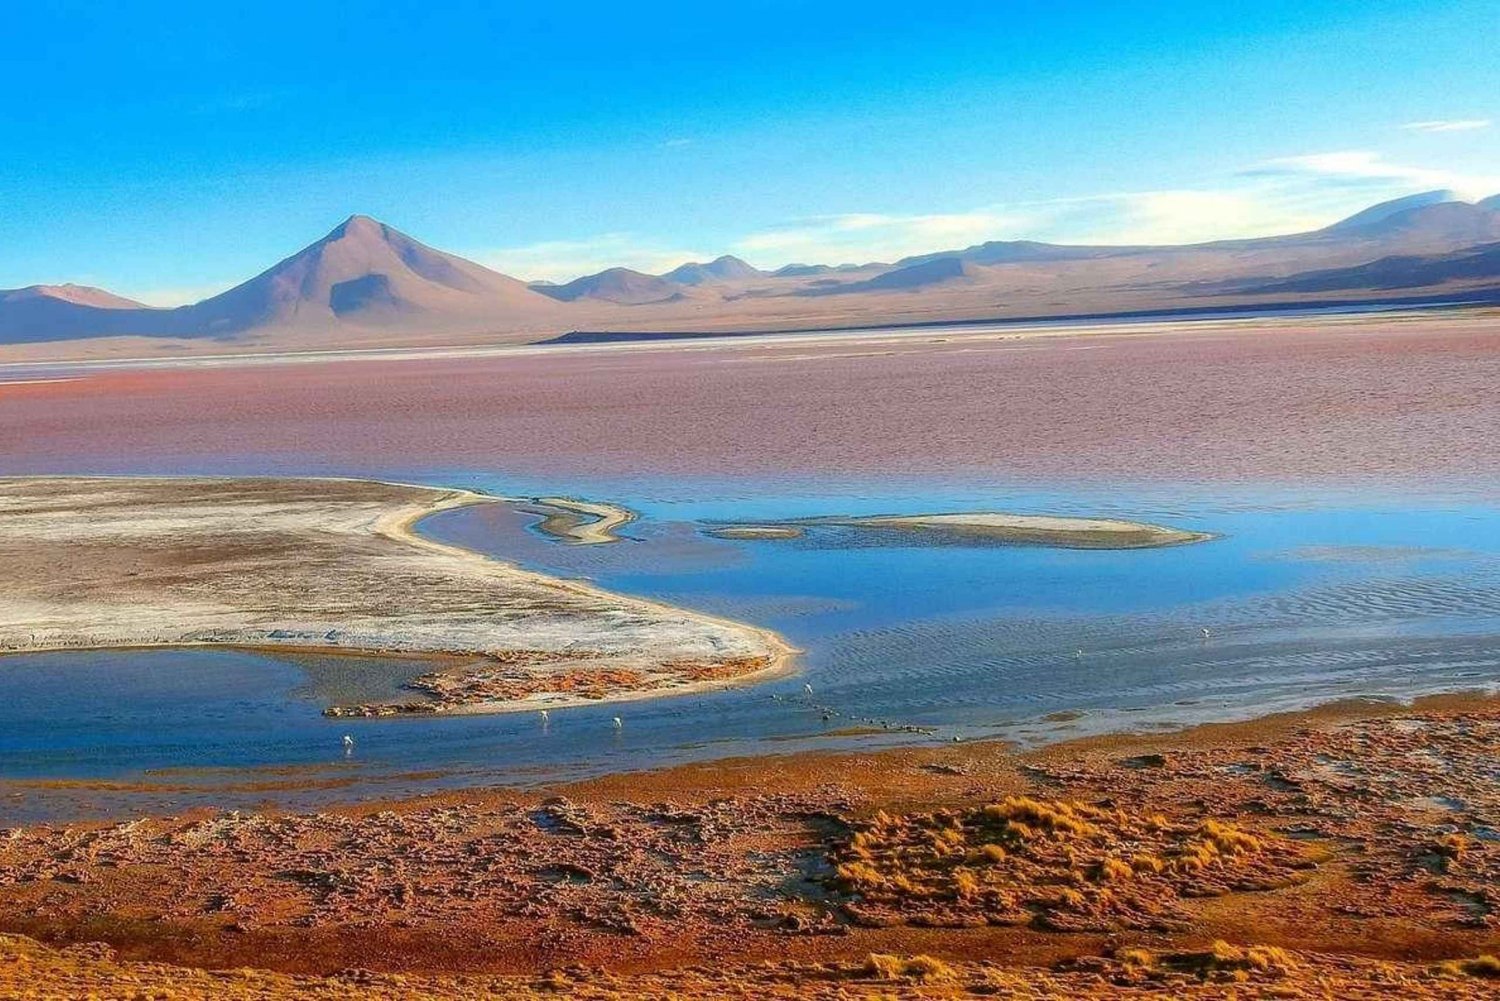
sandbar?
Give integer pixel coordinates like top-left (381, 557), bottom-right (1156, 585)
top-left (714, 512), bottom-right (1212, 549)
top-left (0, 476), bottom-right (791, 714)
top-left (526, 495), bottom-right (637, 544)
top-left (705, 525), bottom-right (806, 540)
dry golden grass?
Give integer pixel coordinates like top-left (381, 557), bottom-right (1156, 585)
top-left (860, 952), bottom-right (957, 982)
top-left (831, 796), bottom-right (1311, 930)
top-left (6, 934), bottom-right (1497, 1000)
top-left (1436, 955), bottom-right (1500, 979)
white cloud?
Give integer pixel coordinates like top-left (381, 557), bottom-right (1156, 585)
top-left (735, 210), bottom-right (1023, 264)
top-left (1025, 190), bottom-right (1332, 246)
top-left (729, 188), bottom-right (1334, 268)
top-left (116, 282), bottom-right (231, 307)
top-left (659, 138), bottom-right (694, 149)
top-left (471, 150), bottom-right (1500, 278)
top-left (473, 234), bottom-right (713, 283)
top-left (1401, 119), bottom-right (1491, 133)
top-left (1248, 150), bottom-right (1500, 199)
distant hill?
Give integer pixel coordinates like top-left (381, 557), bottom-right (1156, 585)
top-left (1236, 241), bottom-right (1500, 294)
top-left (0, 285), bottom-right (158, 344)
top-left (533, 267), bottom-right (683, 305)
top-left (662, 255), bottom-right (763, 285)
top-left (773, 263), bottom-right (836, 277)
top-left (799, 256), bottom-right (980, 295)
top-left (176, 215), bottom-right (563, 335)
top-left (0, 216), bottom-right (563, 344)
top-left (1321, 190), bottom-right (1461, 233)
top-left (897, 239), bottom-right (1136, 269)
top-left (1316, 198), bottom-right (1500, 246)
top-left (1, 284), bottom-right (145, 309)
top-left (5, 192), bottom-right (1500, 355)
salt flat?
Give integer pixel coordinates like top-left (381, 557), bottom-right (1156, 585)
top-left (0, 476), bottom-right (789, 713)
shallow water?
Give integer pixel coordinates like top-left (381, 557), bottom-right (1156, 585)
top-left (4, 475), bottom-right (1500, 823)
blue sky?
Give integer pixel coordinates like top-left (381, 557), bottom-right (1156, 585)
top-left (2, 0), bottom-right (1496, 302)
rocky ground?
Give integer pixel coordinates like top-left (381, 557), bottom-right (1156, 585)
top-left (2, 934), bottom-right (1497, 1000)
top-left (1, 697), bottom-right (1498, 996)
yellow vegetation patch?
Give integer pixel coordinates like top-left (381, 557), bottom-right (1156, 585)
top-left (1436, 954), bottom-right (1500, 979)
top-left (829, 798), bottom-right (1312, 931)
top-left (861, 953), bottom-right (956, 982)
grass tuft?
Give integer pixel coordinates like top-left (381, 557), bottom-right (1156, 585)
top-left (861, 953), bottom-right (956, 982)
top-left (1436, 954), bottom-right (1500, 979)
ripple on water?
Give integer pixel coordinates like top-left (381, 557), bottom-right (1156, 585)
top-left (6, 489), bottom-right (1500, 820)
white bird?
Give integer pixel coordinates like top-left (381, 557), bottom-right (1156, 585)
top-left (612, 716), bottom-right (623, 730)
top-left (1201, 627), bottom-right (1212, 639)
top-left (539, 709), bottom-right (550, 723)
top-left (803, 683), bottom-right (814, 697)
top-left (341, 734), bottom-right (355, 752)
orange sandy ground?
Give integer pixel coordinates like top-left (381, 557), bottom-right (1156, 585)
top-left (2, 694), bottom-right (1499, 996)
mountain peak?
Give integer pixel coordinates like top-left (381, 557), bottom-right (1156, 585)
top-left (1325, 190), bottom-right (1463, 233)
top-left (327, 214), bottom-right (390, 242)
top-left (0, 283), bottom-right (145, 309)
top-left (535, 266), bottom-right (682, 305)
top-left (663, 254), bottom-right (763, 285)
top-left (174, 215), bottom-right (563, 336)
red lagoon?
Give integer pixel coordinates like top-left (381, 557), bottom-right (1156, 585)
top-left (3, 316), bottom-right (1499, 487)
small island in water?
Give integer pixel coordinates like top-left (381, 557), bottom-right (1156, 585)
top-left (707, 511), bottom-right (1214, 549)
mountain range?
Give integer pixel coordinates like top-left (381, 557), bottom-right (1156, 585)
top-left (4, 190), bottom-right (1500, 357)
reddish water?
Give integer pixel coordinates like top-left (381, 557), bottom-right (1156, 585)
top-left (3, 319), bottom-right (1499, 486)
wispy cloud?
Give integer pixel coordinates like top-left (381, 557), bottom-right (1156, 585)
top-left (1401, 119), bottom-right (1491, 133)
top-left (735, 210), bottom-right (1023, 265)
top-left (659, 137), bottom-right (694, 149)
top-left (730, 189), bottom-right (1331, 267)
top-left (1247, 149), bottom-right (1500, 199)
top-left (116, 282), bottom-right (232, 307)
top-left (475, 150), bottom-right (1500, 278)
top-left (473, 234), bottom-right (712, 283)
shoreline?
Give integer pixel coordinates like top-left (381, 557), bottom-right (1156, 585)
top-left (0, 475), bottom-right (797, 715)
top-left (1, 301), bottom-right (1487, 374)
top-left (1, 690), bottom-right (1496, 996)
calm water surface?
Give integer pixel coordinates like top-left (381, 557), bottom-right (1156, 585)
top-left (4, 473), bottom-right (1500, 822)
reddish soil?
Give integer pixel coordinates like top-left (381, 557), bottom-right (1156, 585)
top-left (1, 696), bottom-right (1497, 997)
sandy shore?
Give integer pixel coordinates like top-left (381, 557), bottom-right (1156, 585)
top-left (2, 693), bottom-right (1496, 997)
top-left (0, 476), bottom-right (792, 714)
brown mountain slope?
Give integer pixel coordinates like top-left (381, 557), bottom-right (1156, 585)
top-left (533, 267), bottom-right (684, 305)
top-left (0, 285), bottom-right (160, 344)
top-left (177, 215), bottom-right (566, 336)
top-left (0, 217), bottom-right (568, 346)
top-left (5, 193), bottom-right (1500, 359)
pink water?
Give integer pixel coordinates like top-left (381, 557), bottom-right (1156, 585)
top-left (3, 319), bottom-right (1498, 488)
